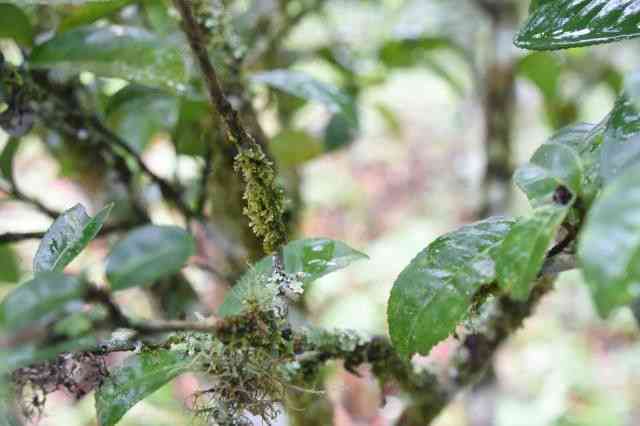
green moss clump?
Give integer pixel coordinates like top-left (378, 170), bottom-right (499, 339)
top-left (234, 147), bottom-right (287, 254)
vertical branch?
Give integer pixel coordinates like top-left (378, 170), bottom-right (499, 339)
top-left (172, 0), bottom-right (287, 256)
top-left (476, 1), bottom-right (518, 218)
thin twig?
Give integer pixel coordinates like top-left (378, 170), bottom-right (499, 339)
top-left (0, 220), bottom-right (143, 244)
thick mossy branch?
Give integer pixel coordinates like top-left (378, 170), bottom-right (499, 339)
top-left (234, 148), bottom-right (287, 254)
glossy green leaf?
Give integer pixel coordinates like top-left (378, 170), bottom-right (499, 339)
top-left (34, 203), bottom-right (113, 273)
top-left (0, 137), bottom-right (20, 181)
top-left (218, 238), bottom-right (368, 317)
top-left (251, 70), bottom-right (358, 126)
top-left (59, 0), bottom-right (133, 32)
top-left (515, 0), bottom-right (640, 50)
top-left (578, 167), bottom-right (640, 317)
top-left (106, 85), bottom-right (178, 152)
top-left (514, 142), bottom-right (583, 207)
top-left (496, 205), bottom-right (569, 300)
top-left (95, 349), bottom-right (191, 426)
top-left (0, 272), bottom-right (87, 331)
top-left (271, 129), bottom-right (323, 168)
top-left (0, 3), bottom-right (32, 46)
top-left (601, 74), bottom-right (640, 183)
top-left (30, 26), bottom-right (188, 93)
top-left (387, 217), bottom-right (514, 357)
top-left (106, 225), bottom-right (194, 291)
top-left (0, 246), bottom-right (20, 284)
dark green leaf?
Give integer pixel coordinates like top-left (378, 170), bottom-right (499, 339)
top-left (59, 0), bottom-right (133, 32)
top-left (172, 97), bottom-right (214, 156)
top-left (106, 85), bottom-right (178, 152)
top-left (0, 137), bottom-right (19, 181)
top-left (95, 349), bottom-right (191, 426)
top-left (271, 129), bottom-right (323, 168)
top-left (0, 246), bottom-right (20, 284)
top-left (34, 203), bottom-right (113, 273)
top-left (105, 225), bottom-right (194, 291)
top-left (0, 272), bottom-right (87, 331)
top-left (218, 238), bottom-right (368, 317)
top-left (515, 0), bottom-right (640, 50)
top-left (496, 205), bottom-right (569, 300)
top-left (324, 113), bottom-right (358, 152)
top-left (387, 217), bottom-right (514, 357)
top-left (578, 167), bottom-right (640, 317)
top-left (514, 142), bottom-right (583, 207)
top-left (251, 70), bottom-right (358, 127)
top-left (601, 74), bottom-right (640, 183)
top-left (0, 3), bottom-right (32, 46)
top-left (30, 26), bottom-right (188, 93)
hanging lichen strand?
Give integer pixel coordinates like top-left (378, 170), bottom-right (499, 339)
top-left (173, 0), bottom-right (288, 255)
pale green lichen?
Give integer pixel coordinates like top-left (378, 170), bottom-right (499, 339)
top-left (234, 147), bottom-right (287, 254)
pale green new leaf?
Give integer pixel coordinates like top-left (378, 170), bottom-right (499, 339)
top-left (218, 238), bottom-right (368, 317)
top-left (105, 225), bottom-right (194, 291)
top-left (578, 167), bottom-right (640, 317)
top-left (387, 217), bottom-right (514, 357)
top-left (95, 350), bottom-right (192, 426)
top-left (34, 203), bottom-right (113, 273)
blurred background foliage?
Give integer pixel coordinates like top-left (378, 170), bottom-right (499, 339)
top-left (0, 0), bottom-right (638, 425)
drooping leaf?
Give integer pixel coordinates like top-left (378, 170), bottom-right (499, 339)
top-left (59, 0), bottom-right (133, 32)
top-left (515, 0), bottom-right (640, 50)
top-left (0, 137), bottom-right (20, 181)
top-left (387, 217), bottom-right (514, 357)
top-left (578, 167), bottom-right (640, 317)
top-left (30, 25), bottom-right (188, 93)
top-left (172, 97), bottom-right (214, 156)
top-left (496, 205), bottom-right (570, 300)
top-left (106, 85), bottom-right (178, 152)
top-left (0, 3), bottom-right (32, 46)
top-left (601, 73), bottom-right (640, 183)
top-left (514, 142), bottom-right (583, 207)
top-left (218, 238), bottom-right (368, 317)
top-left (0, 246), bottom-right (20, 284)
top-left (517, 53), bottom-right (562, 101)
top-left (270, 129), bottom-right (323, 168)
top-left (95, 349), bottom-right (191, 426)
top-left (34, 203), bottom-right (113, 273)
top-left (0, 272), bottom-right (87, 331)
top-left (105, 225), bottom-right (194, 291)
top-left (251, 70), bottom-right (358, 126)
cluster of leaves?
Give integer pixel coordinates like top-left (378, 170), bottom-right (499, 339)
top-left (3, 0), bottom-right (640, 425)
top-left (387, 0), bottom-right (640, 358)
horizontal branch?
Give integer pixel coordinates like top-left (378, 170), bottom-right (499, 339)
top-left (0, 220), bottom-right (143, 245)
